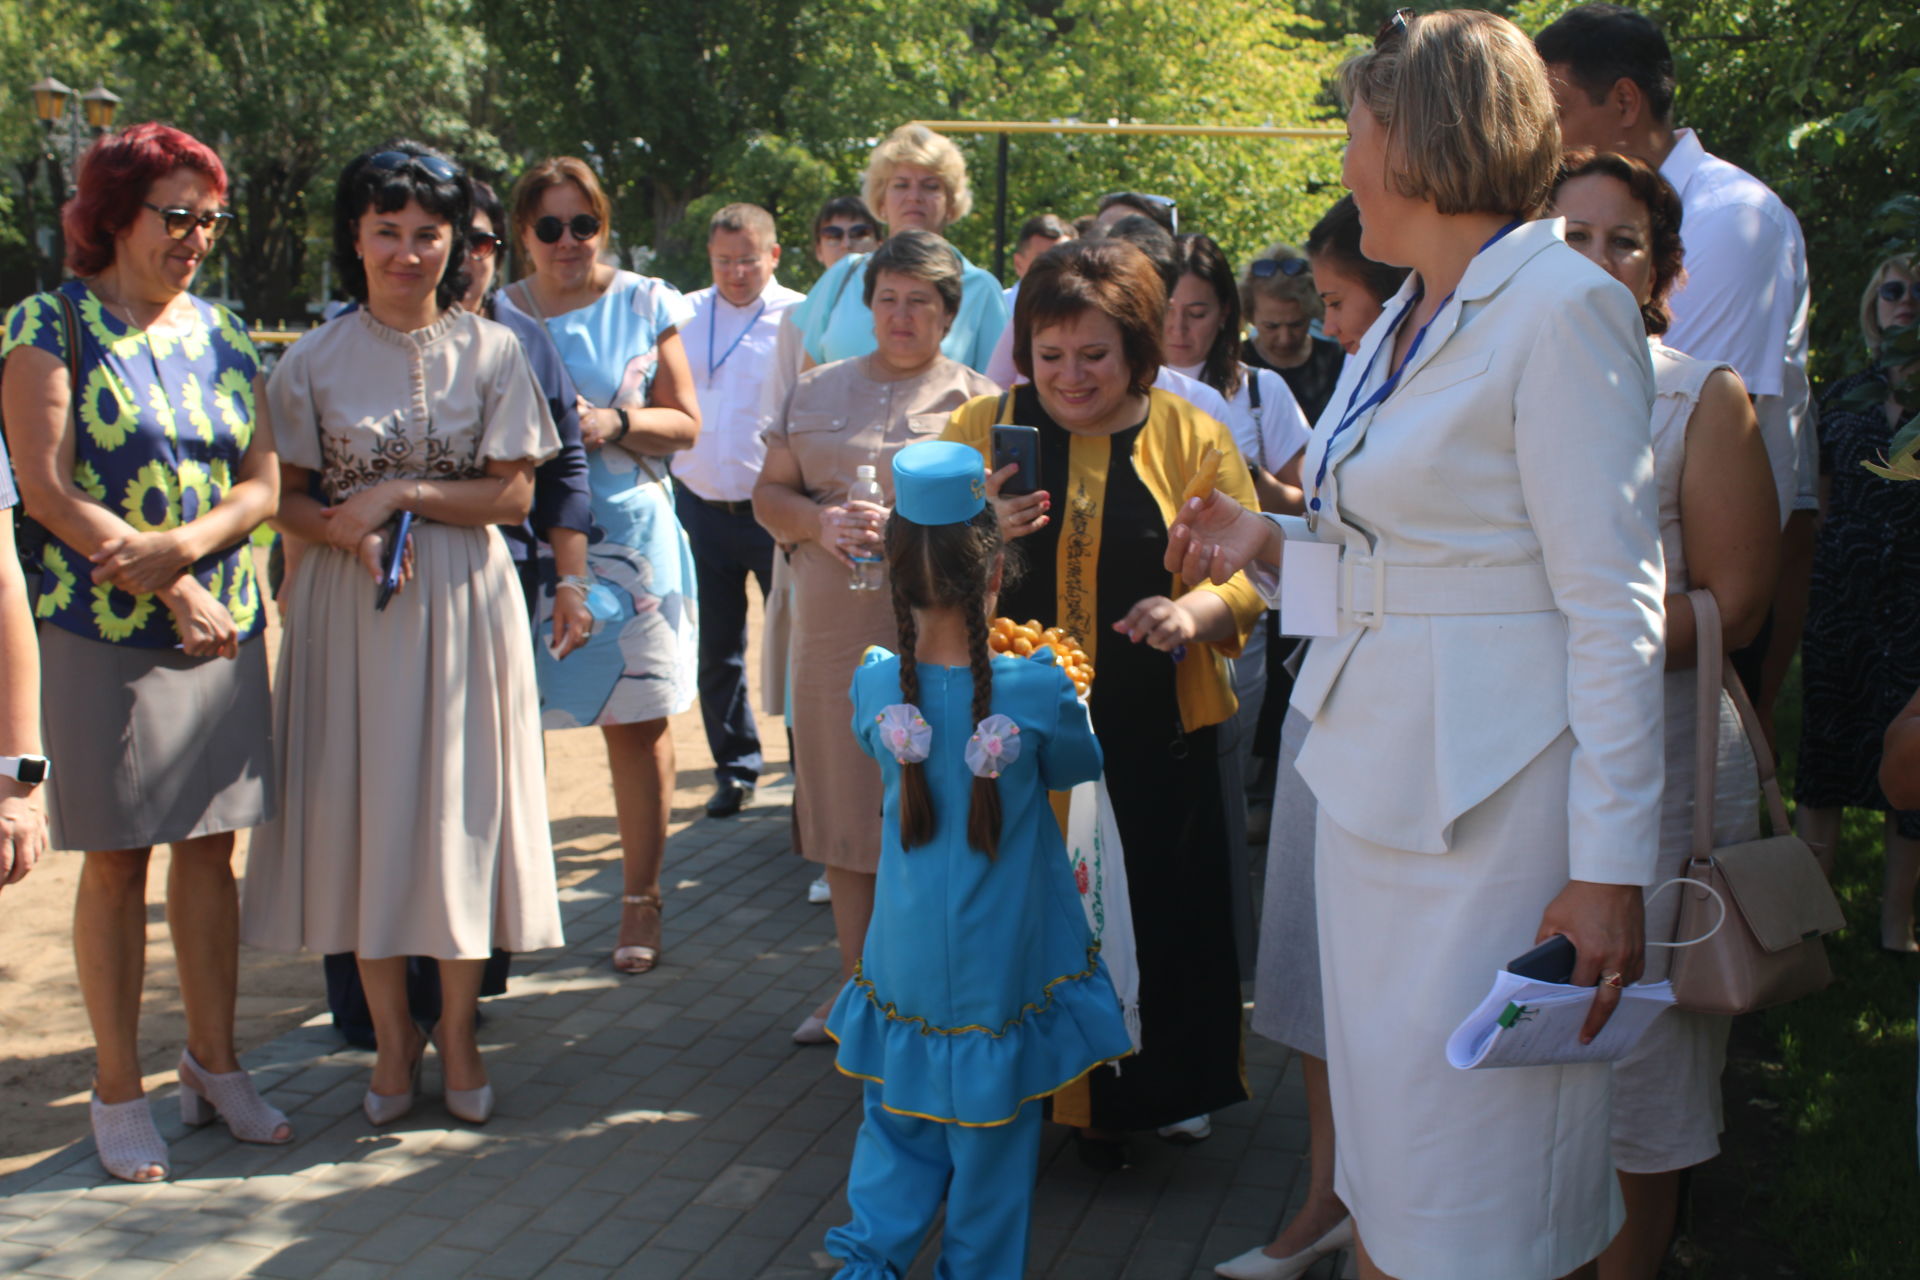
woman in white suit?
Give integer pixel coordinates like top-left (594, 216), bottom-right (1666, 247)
top-left (1176, 12), bottom-right (1663, 1280)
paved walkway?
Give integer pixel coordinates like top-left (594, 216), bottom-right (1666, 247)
top-left (0, 776), bottom-right (1344, 1279)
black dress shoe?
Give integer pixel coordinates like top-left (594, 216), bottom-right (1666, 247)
top-left (707, 778), bottom-right (755, 818)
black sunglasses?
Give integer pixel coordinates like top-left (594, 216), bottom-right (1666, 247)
top-left (364, 149), bottom-right (461, 184)
top-left (1251, 256), bottom-right (1312, 279)
top-left (819, 222), bottom-right (876, 243)
top-left (534, 213), bottom-right (602, 244)
top-left (467, 229), bottom-right (503, 259)
top-left (1376, 7), bottom-right (1414, 47)
top-left (1878, 279), bottom-right (1917, 304)
top-left (143, 202), bottom-right (235, 242)
top-left (1100, 191), bottom-right (1179, 233)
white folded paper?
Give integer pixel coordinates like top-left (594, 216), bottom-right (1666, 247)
top-left (1446, 969), bottom-right (1675, 1070)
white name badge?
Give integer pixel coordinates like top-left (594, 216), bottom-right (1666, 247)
top-left (1278, 540), bottom-right (1340, 638)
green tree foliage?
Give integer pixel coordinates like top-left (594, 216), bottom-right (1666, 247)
top-left (0, 0), bottom-right (120, 281)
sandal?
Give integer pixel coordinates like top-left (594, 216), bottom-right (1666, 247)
top-left (178, 1049), bottom-right (293, 1145)
top-left (613, 892), bottom-right (663, 974)
top-left (90, 1092), bottom-right (169, 1183)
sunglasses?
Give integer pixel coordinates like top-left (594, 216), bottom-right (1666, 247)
top-left (1101, 191), bottom-right (1179, 233)
top-left (1878, 279), bottom-right (1917, 304)
top-left (1376, 7), bottom-right (1415, 47)
top-left (467, 229), bottom-right (503, 259)
top-left (364, 149), bottom-right (461, 184)
top-left (819, 223), bottom-right (876, 243)
top-left (1251, 256), bottom-right (1312, 279)
top-left (534, 213), bottom-right (602, 244)
top-left (143, 202), bottom-right (235, 242)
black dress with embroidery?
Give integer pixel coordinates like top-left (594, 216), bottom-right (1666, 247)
top-left (1795, 369), bottom-right (1920, 837)
top-left (996, 385), bottom-right (1248, 1131)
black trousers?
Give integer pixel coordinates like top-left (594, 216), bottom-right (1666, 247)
top-left (674, 479), bottom-right (775, 783)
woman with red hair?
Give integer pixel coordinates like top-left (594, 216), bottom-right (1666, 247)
top-left (0, 123), bottom-right (285, 1182)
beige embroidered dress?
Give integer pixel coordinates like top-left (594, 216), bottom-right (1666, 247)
top-left (242, 308), bottom-right (565, 959)
top-left (764, 353), bottom-right (999, 873)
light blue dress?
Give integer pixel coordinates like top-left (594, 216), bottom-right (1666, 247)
top-left (790, 248), bottom-right (1008, 375)
top-left (823, 646), bottom-right (1130, 1278)
top-left (534, 272), bottom-right (699, 727)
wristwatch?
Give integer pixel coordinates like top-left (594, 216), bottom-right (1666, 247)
top-left (0, 755), bottom-right (49, 787)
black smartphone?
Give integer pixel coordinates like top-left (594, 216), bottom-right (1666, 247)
top-left (375, 511), bottom-right (414, 612)
top-left (990, 424), bottom-right (1042, 496)
top-left (1507, 933), bottom-right (1577, 984)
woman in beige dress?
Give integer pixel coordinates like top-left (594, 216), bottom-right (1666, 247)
top-left (754, 230), bottom-right (999, 1042)
top-left (243, 143), bottom-right (563, 1127)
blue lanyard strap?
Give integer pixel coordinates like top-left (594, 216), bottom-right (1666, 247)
top-left (706, 295), bottom-right (767, 384)
top-left (1307, 219), bottom-right (1522, 517)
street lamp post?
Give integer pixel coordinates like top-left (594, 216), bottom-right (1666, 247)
top-left (26, 74), bottom-right (121, 285)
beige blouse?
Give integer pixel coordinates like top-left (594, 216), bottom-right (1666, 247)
top-left (269, 307), bottom-right (558, 502)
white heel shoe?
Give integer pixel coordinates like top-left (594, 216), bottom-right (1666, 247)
top-left (90, 1093), bottom-right (169, 1183)
top-left (178, 1049), bottom-right (292, 1144)
top-left (1213, 1217), bottom-right (1355, 1279)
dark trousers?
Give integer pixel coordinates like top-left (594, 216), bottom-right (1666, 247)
top-left (674, 479), bottom-right (775, 783)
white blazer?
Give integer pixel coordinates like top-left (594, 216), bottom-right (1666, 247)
top-left (1269, 219), bottom-right (1665, 884)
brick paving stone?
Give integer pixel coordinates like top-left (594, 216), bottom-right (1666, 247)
top-left (88, 1259), bottom-right (173, 1280)
top-left (468, 1227), bottom-right (571, 1276)
top-left (252, 1227), bottom-right (361, 1279)
top-left (395, 1244), bottom-right (486, 1278)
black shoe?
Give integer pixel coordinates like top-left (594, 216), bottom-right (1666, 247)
top-left (1073, 1131), bottom-right (1133, 1171)
top-left (707, 778), bottom-right (755, 818)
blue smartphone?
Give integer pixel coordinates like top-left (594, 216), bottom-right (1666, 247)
top-left (375, 511), bottom-right (413, 612)
top-left (990, 424), bottom-right (1042, 496)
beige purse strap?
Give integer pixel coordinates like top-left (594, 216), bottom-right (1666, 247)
top-left (1686, 587), bottom-right (1791, 860)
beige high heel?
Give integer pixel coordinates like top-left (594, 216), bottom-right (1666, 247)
top-left (90, 1093), bottom-right (169, 1183)
top-left (363, 1034), bottom-right (425, 1126)
top-left (613, 892), bottom-right (663, 974)
top-left (178, 1049), bottom-right (292, 1144)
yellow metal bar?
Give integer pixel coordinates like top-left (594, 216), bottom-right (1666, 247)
top-left (248, 329), bottom-right (306, 346)
top-left (909, 120), bottom-right (1343, 140)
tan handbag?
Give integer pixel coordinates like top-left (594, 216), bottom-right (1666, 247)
top-left (1668, 589), bottom-right (1846, 1016)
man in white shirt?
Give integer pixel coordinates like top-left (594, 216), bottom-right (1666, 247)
top-left (677, 204), bottom-right (805, 818)
top-left (1539, 3), bottom-right (1814, 732)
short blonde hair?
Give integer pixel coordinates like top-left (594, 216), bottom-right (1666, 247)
top-left (1337, 9), bottom-right (1561, 219)
top-left (1862, 254), bottom-right (1918, 357)
top-left (863, 124), bottom-right (973, 227)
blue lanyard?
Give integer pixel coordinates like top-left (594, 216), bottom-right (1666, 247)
top-left (706, 295), bottom-right (767, 386)
top-left (1307, 219), bottom-right (1522, 517)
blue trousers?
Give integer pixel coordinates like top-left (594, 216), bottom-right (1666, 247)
top-left (827, 1083), bottom-right (1043, 1279)
top-left (673, 480), bottom-right (774, 783)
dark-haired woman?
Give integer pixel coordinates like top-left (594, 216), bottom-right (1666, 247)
top-left (3, 122), bottom-right (283, 1182)
top-left (823, 440), bottom-right (1128, 1279)
top-left (755, 230), bottom-right (998, 1043)
top-left (243, 142), bottom-right (563, 1127)
top-left (1304, 195), bottom-right (1411, 358)
top-left (1551, 148), bottom-right (1778, 1280)
top-left (945, 237), bottom-right (1263, 1163)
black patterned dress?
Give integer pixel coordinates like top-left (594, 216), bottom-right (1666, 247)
top-left (1795, 369), bottom-right (1920, 836)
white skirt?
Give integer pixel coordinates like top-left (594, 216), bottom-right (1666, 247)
top-left (1316, 729), bottom-right (1622, 1279)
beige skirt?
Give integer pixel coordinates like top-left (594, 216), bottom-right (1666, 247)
top-left (39, 622), bottom-right (274, 852)
top-left (240, 526), bottom-right (562, 960)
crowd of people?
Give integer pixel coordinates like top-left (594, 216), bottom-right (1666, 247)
top-left (0, 4), bottom-right (1912, 1278)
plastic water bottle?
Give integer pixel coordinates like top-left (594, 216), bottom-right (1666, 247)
top-left (848, 464), bottom-right (886, 591)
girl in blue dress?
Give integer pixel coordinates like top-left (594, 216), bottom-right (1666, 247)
top-left (823, 441), bottom-right (1132, 1278)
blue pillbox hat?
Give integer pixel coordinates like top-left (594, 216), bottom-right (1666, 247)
top-left (892, 441), bottom-right (987, 526)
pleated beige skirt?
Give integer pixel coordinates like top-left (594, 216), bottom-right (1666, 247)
top-left (241, 525), bottom-right (563, 960)
top-left (39, 622), bottom-right (274, 852)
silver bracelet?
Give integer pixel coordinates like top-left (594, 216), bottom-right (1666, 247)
top-left (556, 574), bottom-right (594, 596)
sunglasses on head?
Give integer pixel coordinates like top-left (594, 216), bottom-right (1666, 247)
top-left (363, 149), bottom-right (462, 184)
top-left (533, 213), bottom-right (602, 244)
top-left (819, 223), bottom-right (876, 243)
top-left (467, 229), bottom-right (503, 259)
top-left (1101, 191), bottom-right (1179, 233)
top-left (143, 202), bottom-right (235, 242)
top-left (1878, 279), bottom-right (1917, 304)
top-left (1376, 7), bottom-right (1415, 47)
top-left (1251, 256), bottom-right (1311, 280)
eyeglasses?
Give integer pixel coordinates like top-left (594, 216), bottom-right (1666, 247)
top-left (363, 149), bottom-right (461, 184)
top-left (1376, 7), bottom-right (1415, 47)
top-left (142, 202), bottom-right (235, 242)
top-left (819, 223), bottom-right (876, 244)
top-left (467, 229), bottom-right (503, 259)
top-left (533, 213), bottom-right (602, 244)
top-left (1250, 256), bottom-right (1312, 280)
top-left (1100, 191), bottom-right (1179, 233)
top-left (1878, 280), bottom-right (1917, 304)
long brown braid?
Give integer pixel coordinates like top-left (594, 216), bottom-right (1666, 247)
top-left (884, 506), bottom-right (1017, 858)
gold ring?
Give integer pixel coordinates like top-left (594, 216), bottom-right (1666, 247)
top-left (1601, 970), bottom-right (1624, 988)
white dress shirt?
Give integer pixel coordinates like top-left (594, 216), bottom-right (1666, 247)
top-left (676, 281), bottom-right (805, 502)
top-left (1659, 127), bottom-right (1813, 520)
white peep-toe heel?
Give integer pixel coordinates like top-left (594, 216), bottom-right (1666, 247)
top-left (90, 1093), bottom-right (169, 1183)
top-left (177, 1049), bottom-right (293, 1144)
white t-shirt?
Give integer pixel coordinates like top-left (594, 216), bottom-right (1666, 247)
top-left (1171, 362), bottom-right (1311, 477)
top-left (1659, 128), bottom-right (1813, 520)
top-left (675, 280), bottom-right (804, 502)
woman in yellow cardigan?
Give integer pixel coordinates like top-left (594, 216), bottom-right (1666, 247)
top-left (943, 238), bottom-right (1262, 1166)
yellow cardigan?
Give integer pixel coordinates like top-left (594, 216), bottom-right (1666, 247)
top-left (942, 388), bottom-right (1264, 733)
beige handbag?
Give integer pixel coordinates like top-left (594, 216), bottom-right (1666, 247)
top-left (1668, 589), bottom-right (1846, 1015)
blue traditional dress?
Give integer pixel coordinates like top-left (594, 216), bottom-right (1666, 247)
top-left (824, 644), bottom-right (1130, 1278)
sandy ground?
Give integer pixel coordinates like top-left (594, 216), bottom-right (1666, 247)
top-left (0, 566), bottom-right (786, 1178)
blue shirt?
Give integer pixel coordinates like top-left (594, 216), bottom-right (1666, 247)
top-left (790, 247), bottom-right (1008, 375)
